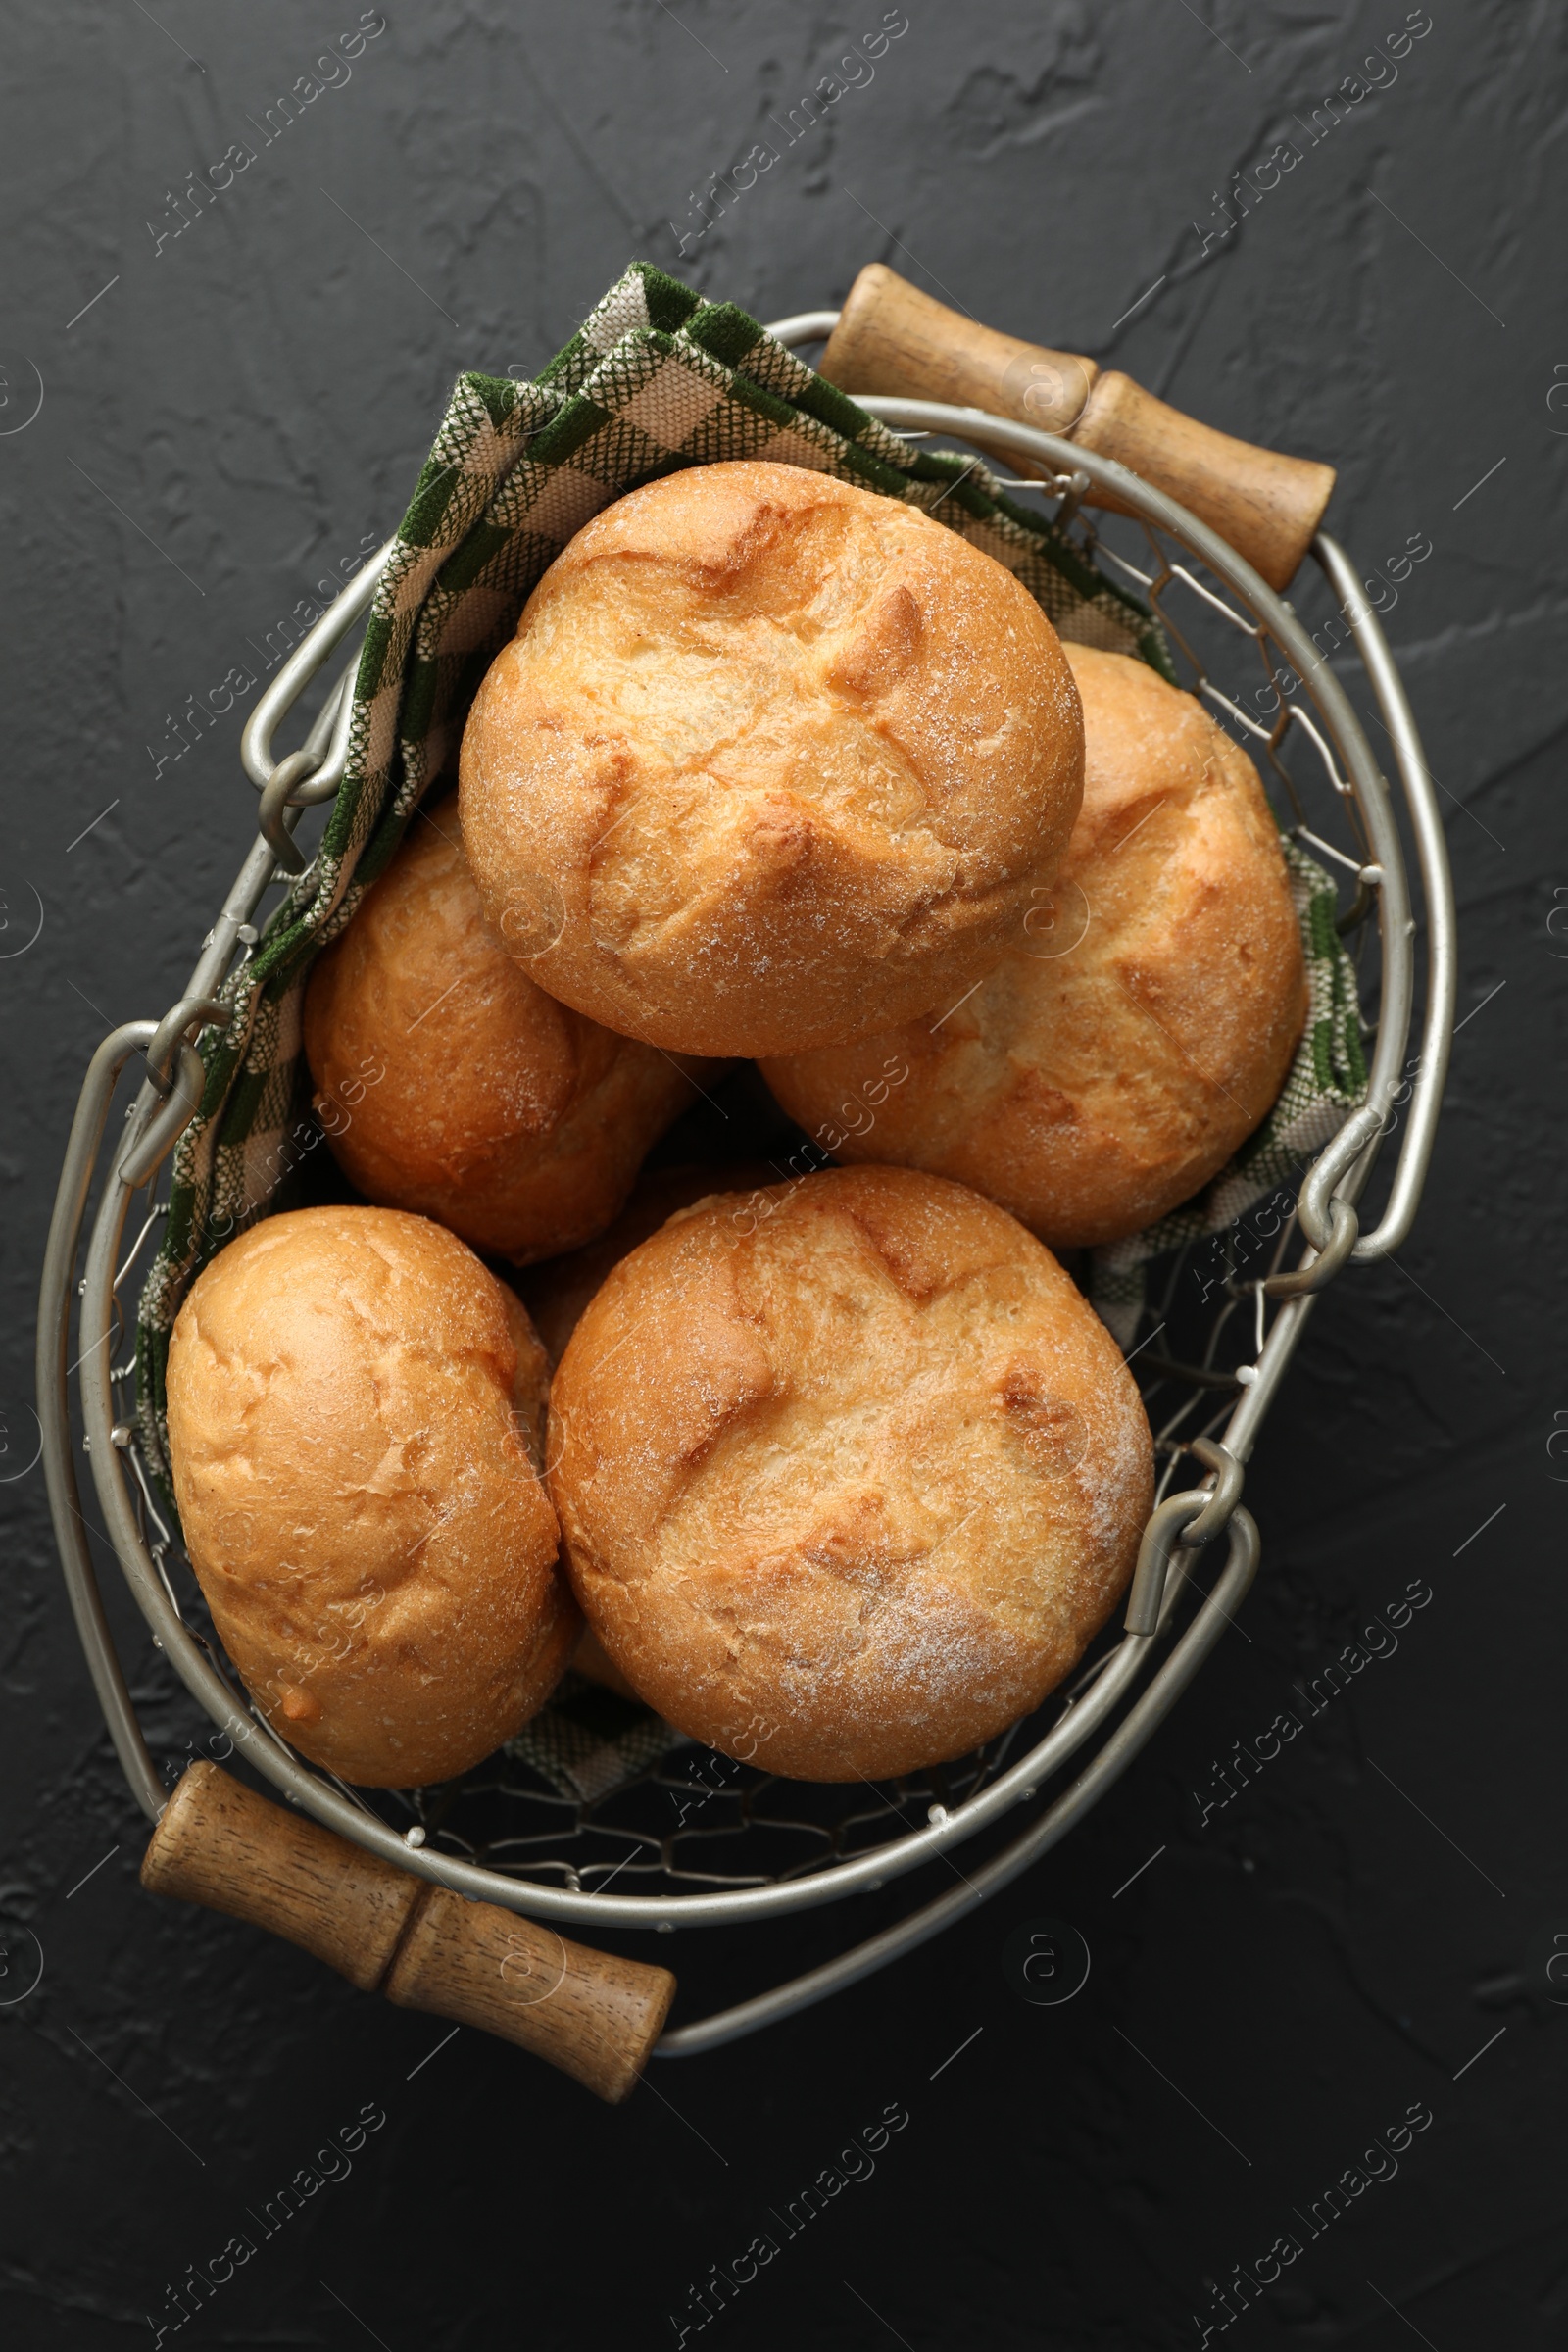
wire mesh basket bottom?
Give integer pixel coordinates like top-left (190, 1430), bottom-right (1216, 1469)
top-left (419, 1670), bottom-right (1040, 1896)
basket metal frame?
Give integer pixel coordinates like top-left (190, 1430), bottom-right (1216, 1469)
top-left (35, 363), bottom-right (1455, 2057)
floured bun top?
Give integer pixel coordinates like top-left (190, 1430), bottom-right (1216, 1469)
top-left (548, 1165), bottom-right (1152, 1780)
top-left (303, 803), bottom-right (714, 1265)
top-left (458, 460), bottom-right (1084, 1058)
top-left (762, 645), bottom-right (1307, 1247)
top-left (166, 1205), bottom-right (575, 1787)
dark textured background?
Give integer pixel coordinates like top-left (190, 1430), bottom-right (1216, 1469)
top-left (3, 5), bottom-right (1561, 2346)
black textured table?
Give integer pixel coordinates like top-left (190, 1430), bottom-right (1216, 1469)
top-left (1, 8), bottom-right (1555, 2347)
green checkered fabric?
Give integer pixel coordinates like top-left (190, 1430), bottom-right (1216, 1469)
top-left (502, 1671), bottom-right (688, 1805)
top-left (131, 258), bottom-right (1358, 1492)
top-left (1089, 839), bottom-right (1368, 1345)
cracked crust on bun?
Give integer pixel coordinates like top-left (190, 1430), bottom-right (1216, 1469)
top-left (548, 1166), bottom-right (1152, 1780)
top-left (459, 460), bottom-right (1083, 1057)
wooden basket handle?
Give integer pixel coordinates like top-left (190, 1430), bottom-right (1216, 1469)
top-left (819, 263), bottom-right (1336, 592)
top-left (141, 1762), bottom-right (675, 2104)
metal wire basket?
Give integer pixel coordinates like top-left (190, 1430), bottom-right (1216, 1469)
top-left (36, 309), bottom-right (1455, 2067)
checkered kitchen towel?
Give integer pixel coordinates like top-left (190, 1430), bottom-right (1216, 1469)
top-left (502, 1671), bottom-right (689, 1805)
top-left (133, 258), bottom-right (1361, 1487)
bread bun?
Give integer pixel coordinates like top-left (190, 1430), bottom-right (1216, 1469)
top-left (303, 805), bottom-right (715, 1265)
top-left (762, 646), bottom-right (1307, 1247)
top-left (549, 1167), bottom-right (1152, 1781)
top-left (459, 459), bottom-right (1083, 1058)
top-left (166, 1206), bottom-right (576, 1788)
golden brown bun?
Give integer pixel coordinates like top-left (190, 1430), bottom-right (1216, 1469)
top-left (459, 460), bottom-right (1084, 1058)
top-left (549, 1167), bottom-right (1152, 1781)
top-left (762, 647), bottom-right (1307, 1248)
top-left (303, 803), bottom-right (716, 1265)
top-left (166, 1206), bottom-right (576, 1788)
top-left (518, 1159), bottom-right (780, 1370)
